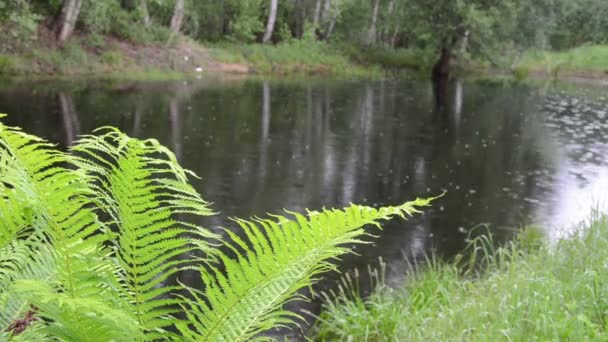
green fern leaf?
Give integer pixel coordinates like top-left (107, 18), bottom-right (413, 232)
top-left (0, 120), bottom-right (109, 296)
top-left (177, 199), bottom-right (433, 341)
top-left (12, 279), bottom-right (140, 341)
top-left (0, 238), bottom-right (55, 331)
top-left (0, 118), bottom-right (130, 338)
top-left (72, 128), bottom-right (220, 336)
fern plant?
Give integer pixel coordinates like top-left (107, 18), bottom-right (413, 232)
top-left (0, 114), bottom-right (434, 341)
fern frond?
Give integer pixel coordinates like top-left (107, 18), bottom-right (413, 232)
top-left (0, 120), bottom-right (109, 298)
top-left (0, 118), bottom-right (127, 338)
top-left (12, 279), bottom-right (141, 341)
top-left (0, 238), bottom-right (55, 330)
top-left (0, 179), bottom-right (35, 248)
top-left (72, 128), bottom-right (219, 335)
top-left (177, 199), bottom-right (433, 341)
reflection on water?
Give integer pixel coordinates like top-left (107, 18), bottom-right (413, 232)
top-left (1, 77), bottom-right (607, 334)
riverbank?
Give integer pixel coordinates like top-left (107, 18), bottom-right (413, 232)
top-left (512, 45), bottom-right (608, 82)
top-left (1, 31), bottom-right (608, 83)
top-left (0, 30), bottom-right (384, 79)
top-left (314, 214), bottom-right (608, 340)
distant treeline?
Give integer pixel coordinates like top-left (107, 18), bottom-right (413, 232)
top-left (2, 0), bottom-right (608, 73)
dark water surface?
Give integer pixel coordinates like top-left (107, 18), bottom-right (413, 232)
top-left (1, 76), bottom-right (607, 335)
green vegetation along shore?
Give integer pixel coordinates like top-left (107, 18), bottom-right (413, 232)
top-left (3, 34), bottom-right (608, 82)
top-left (2, 0), bottom-right (608, 80)
top-left (314, 215), bottom-right (608, 340)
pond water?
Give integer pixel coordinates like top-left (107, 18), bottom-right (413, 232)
top-left (1, 76), bottom-right (607, 336)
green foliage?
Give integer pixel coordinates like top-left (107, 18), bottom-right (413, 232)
top-left (314, 215), bottom-right (608, 341)
top-left (211, 41), bottom-right (382, 76)
top-left (35, 41), bottom-right (90, 73)
top-left (347, 45), bottom-right (433, 70)
top-left (80, 0), bottom-right (123, 35)
top-left (512, 65), bottom-right (530, 81)
top-left (0, 55), bottom-right (18, 75)
top-left (0, 115), bottom-right (431, 340)
top-left (519, 45), bottom-right (608, 72)
top-left (87, 33), bottom-right (107, 49)
top-left (230, 0), bottom-right (265, 42)
top-left (0, 0), bottom-right (40, 51)
top-left (100, 50), bottom-right (124, 65)
top-left (1, 0), bottom-right (607, 77)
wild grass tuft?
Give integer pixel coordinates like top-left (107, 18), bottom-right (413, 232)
top-left (314, 213), bottom-right (608, 341)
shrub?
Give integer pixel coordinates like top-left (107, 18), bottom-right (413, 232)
top-left (80, 0), bottom-right (122, 34)
top-left (0, 0), bottom-right (40, 50)
top-left (512, 65), bottom-right (530, 81)
top-left (0, 55), bottom-right (17, 75)
top-left (100, 50), bottom-right (123, 66)
top-left (87, 33), bottom-right (106, 49)
top-left (0, 115), bottom-right (432, 340)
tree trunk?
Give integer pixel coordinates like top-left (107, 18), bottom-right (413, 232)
top-left (313, 0), bottom-right (322, 27)
top-left (390, 30), bottom-right (398, 48)
top-left (321, 0), bottom-right (331, 22)
top-left (325, 5), bottom-right (338, 41)
top-left (366, 0), bottom-right (381, 45)
top-left (431, 46), bottom-right (451, 112)
top-left (262, 0), bottom-right (279, 43)
top-left (56, 0), bottom-right (83, 43)
top-left (295, 0), bottom-right (303, 38)
top-left (383, 0), bottom-right (395, 47)
top-left (170, 0), bottom-right (185, 34)
top-left (459, 30), bottom-right (470, 55)
top-left (432, 46), bottom-right (451, 80)
top-left (140, 0), bottom-right (150, 26)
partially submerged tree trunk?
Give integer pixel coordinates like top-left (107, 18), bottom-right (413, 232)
top-left (263, 0), bottom-right (279, 43)
top-left (366, 0), bottom-right (381, 45)
top-left (170, 0), bottom-right (185, 34)
top-left (56, 0), bottom-right (83, 43)
top-left (432, 46), bottom-right (452, 80)
top-left (432, 47), bottom-right (451, 112)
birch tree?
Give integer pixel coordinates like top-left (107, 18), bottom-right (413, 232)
top-left (140, 0), bottom-right (150, 26)
top-left (366, 0), bottom-right (381, 45)
top-left (170, 0), bottom-right (185, 34)
top-left (263, 0), bottom-right (279, 43)
top-left (56, 0), bottom-right (83, 42)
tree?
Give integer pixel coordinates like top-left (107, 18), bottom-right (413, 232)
top-left (139, 0), bottom-right (150, 26)
top-left (170, 0), bottom-right (185, 34)
top-left (56, 0), bottom-right (83, 42)
top-left (365, 0), bottom-right (381, 45)
top-left (407, 0), bottom-right (508, 79)
top-left (263, 0), bottom-right (279, 43)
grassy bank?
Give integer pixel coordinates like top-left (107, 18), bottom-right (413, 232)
top-left (314, 214), bottom-right (608, 340)
top-left (0, 33), bottom-right (388, 78)
top-left (514, 45), bottom-right (608, 80)
top-left (209, 41), bottom-right (387, 77)
top-left (0, 36), bottom-right (210, 79)
top-left (3, 31), bottom-right (607, 81)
